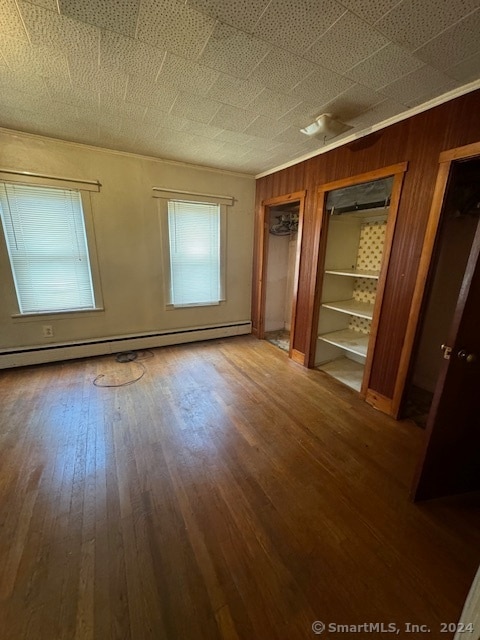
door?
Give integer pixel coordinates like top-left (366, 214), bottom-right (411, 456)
top-left (412, 178), bottom-right (480, 500)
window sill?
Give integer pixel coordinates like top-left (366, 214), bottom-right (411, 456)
top-left (166, 300), bottom-right (225, 309)
top-left (11, 307), bottom-right (105, 321)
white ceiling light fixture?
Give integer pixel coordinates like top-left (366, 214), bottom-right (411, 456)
top-left (300, 113), bottom-right (353, 141)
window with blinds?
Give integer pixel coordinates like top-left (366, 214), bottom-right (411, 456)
top-left (0, 182), bottom-right (95, 314)
top-left (167, 200), bottom-right (222, 306)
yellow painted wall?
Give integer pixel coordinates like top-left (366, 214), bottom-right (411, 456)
top-left (0, 129), bottom-right (255, 349)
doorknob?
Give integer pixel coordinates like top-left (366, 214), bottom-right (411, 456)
top-left (457, 349), bottom-right (477, 363)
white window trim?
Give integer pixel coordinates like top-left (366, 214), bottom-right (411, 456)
top-left (0, 175), bottom-right (104, 318)
top-left (155, 189), bottom-right (229, 309)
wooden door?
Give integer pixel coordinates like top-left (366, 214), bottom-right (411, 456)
top-left (412, 195), bottom-right (480, 500)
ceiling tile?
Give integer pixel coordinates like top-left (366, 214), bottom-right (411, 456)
top-left (100, 31), bottom-right (165, 80)
top-left (414, 9), bottom-right (480, 70)
top-left (58, 0), bottom-right (140, 37)
top-left (44, 78), bottom-right (100, 108)
top-left (182, 121), bottom-right (224, 138)
top-left (315, 83), bottom-right (386, 121)
top-left (252, 0), bottom-right (347, 54)
top-left (244, 115), bottom-right (290, 139)
top-left (186, 0), bottom-right (270, 32)
top-left (273, 125), bottom-right (314, 145)
top-left (209, 104), bottom-right (257, 132)
top-left (206, 73), bottom-right (264, 109)
top-left (280, 100), bottom-right (331, 127)
top-left (143, 108), bottom-right (190, 131)
top-left (0, 37), bottom-right (70, 78)
top-left (304, 11), bottom-right (390, 73)
top-left (406, 80), bottom-right (461, 107)
top-left (348, 97), bottom-right (406, 127)
top-left (0, 67), bottom-right (50, 96)
top-left (1, 0), bottom-right (29, 40)
top-left (156, 53), bottom-right (219, 96)
top-left (70, 59), bottom-right (128, 97)
top-left (27, 0), bottom-right (58, 9)
top-left (98, 95), bottom-right (147, 120)
top-left (347, 43), bottom-right (424, 90)
top-left (379, 65), bottom-right (454, 106)
top-left (18, 1), bottom-right (100, 59)
top-left (169, 92), bottom-right (221, 123)
top-left (249, 49), bottom-right (317, 93)
top-left (445, 51), bottom-right (480, 83)
top-left (375, 0), bottom-right (479, 51)
top-left (199, 23), bottom-right (271, 79)
top-left (125, 76), bottom-right (178, 110)
top-left (337, 0), bottom-right (403, 24)
top-left (214, 129), bottom-right (255, 145)
top-left (248, 89), bottom-right (303, 119)
top-left (136, 0), bottom-right (215, 60)
top-left (290, 66), bottom-right (354, 105)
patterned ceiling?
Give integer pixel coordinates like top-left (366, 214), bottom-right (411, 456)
top-left (1, 0), bottom-right (480, 175)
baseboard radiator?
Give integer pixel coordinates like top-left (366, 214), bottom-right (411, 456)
top-left (0, 321), bottom-right (252, 369)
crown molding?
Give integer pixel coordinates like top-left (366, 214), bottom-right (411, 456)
top-left (0, 127), bottom-right (255, 180)
top-left (255, 80), bottom-right (480, 179)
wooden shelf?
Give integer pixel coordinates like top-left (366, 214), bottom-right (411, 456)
top-left (317, 357), bottom-right (364, 392)
top-left (318, 329), bottom-right (369, 358)
top-left (322, 299), bottom-right (374, 320)
top-left (325, 268), bottom-right (380, 279)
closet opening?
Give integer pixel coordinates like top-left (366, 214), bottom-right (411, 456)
top-left (309, 163), bottom-right (407, 399)
top-left (264, 200), bottom-right (301, 353)
top-left (402, 157), bottom-right (480, 428)
top-left (254, 191), bottom-right (305, 358)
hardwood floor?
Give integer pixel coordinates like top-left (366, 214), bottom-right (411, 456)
top-left (0, 336), bottom-right (478, 639)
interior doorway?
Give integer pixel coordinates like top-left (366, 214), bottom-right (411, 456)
top-left (254, 191), bottom-right (305, 358)
top-left (403, 158), bottom-right (480, 428)
top-left (400, 142), bottom-right (480, 500)
top-left (264, 200), bottom-right (300, 353)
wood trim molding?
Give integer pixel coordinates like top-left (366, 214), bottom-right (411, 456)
top-left (307, 162), bottom-right (408, 379)
top-left (365, 389), bottom-right (393, 414)
top-left (391, 140), bottom-right (480, 418)
top-left (439, 141), bottom-right (480, 163)
top-left (316, 162), bottom-right (408, 195)
top-left (361, 168), bottom-right (407, 397)
top-left (262, 191), bottom-right (306, 206)
top-left (290, 349), bottom-right (306, 365)
top-left (288, 195), bottom-right (306, 360)
top-left (253, 190), bottom-right (306, 353)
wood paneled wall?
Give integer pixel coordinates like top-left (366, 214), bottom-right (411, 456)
top-left (254, 90), bottom-right (480, 403)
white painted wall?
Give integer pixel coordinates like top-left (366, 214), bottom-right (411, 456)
top-left (0, 129), bottom-right (255, 351)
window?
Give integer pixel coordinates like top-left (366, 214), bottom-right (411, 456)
top-left (0, 182), bottom-right (96, 314)
top-left (167, 200), bottom-right (223, 306)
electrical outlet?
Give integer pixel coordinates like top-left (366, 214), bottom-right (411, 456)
top-left (42, 325), bottom-right (54, 338)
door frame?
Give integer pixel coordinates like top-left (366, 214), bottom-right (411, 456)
top-left (392, 141), bottom-right (480, 417)
top-left (306, 162), bottom-right (408, 399)
top-left (253, 190), bottom-right (306, 362)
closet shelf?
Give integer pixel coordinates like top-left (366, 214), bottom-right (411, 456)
top-left (322, 299), bottom-right (374, 320)
top-left (318, 329), bottom-right (369, 358)
top-left (325, 268), bottom-right (380, 279)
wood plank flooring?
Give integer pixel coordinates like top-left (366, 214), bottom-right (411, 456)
top-left (0, 336), bottom-right (479, 640)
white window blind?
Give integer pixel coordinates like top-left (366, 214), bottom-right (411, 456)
top-left (167, 200), bottom-right (221, 306)
top-left (0, 182), bottom-right (95, 314)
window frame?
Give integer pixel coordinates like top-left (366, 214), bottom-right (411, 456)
top-left (155, 190), bottom-right (230, 309)
top-left (0, 176), bottom-right (104, 319)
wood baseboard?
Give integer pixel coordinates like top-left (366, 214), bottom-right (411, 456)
top-left (365, 389), bottom-right (394, 416)
top-left (290, 349), bottom-right (306, 365)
